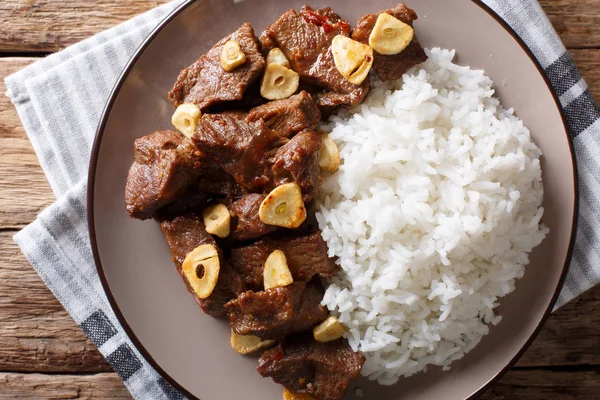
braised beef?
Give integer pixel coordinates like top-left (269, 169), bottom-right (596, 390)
top-left (260, 6), bottom-right (369, 112)
top-left (193, 111), bottom-right (280, 190)
top-left (169, 23), bottom-right (266, 111)
top-left (258, 335), bottom-right (365, 400)
top-left (247, 91), bottom-right (321, 138)
top-left (160, 214), bottom-right (245, 317)
top-left (229, 194), bottom-right (278, 242)
top-left (270, 130), bottom-right (323, 202)
top-left (226, 281), bottom-right (328, 339)
top-left (230, 231), bottom-right (338, 290)
top-left (352, 4), bottom-right (428, 81)
top-left (196, 161), bottom-right (247, 199)
top-left (158, 186), bottom-right (213, 220)
top-left (125, 130), bottom-right (202, 220)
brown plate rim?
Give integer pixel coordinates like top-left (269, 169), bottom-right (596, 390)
top-left (87, 1), bottom-right (580, 399)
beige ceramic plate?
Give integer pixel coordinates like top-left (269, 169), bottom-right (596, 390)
top-left (88, 1), bottom-right (578, 399)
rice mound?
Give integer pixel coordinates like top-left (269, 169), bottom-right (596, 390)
top-left (316, 48), bottom-right (548, 385)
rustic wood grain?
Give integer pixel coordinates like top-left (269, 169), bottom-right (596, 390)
top-left (0, 0), bottom-right (170, 53)
top-left (517, 286), bottom-right (600, 368)
top-left (0, 58), bottom-right (54, 229)
top-left (2, 2), bottom-right (600, 396)
top-left (0, 372), bottom-right (130, 399)
top-left (481, 369), bottom-right (600, 400)
top-left (540, 0), bottom-right (600, 49)
top-left (0, 232), bottom-right (112, 373)
top-left (0, 368), bottom-right (598, 400)
top-left (0, 1), bottom-right (600, 52)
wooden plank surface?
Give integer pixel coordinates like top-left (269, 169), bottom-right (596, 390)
top-left (0, 0), bottom-right (170, 53)
top-left (0, 373), bottom-right (130, 399)
top-left (0, 232), bottom-right (112, 373)
top-left (0, 0), bottom-right (599, 52)
top-left (0, 0), bottom-right (599, 398)
top-left (0, 369), bottom-right (598, 400)
top-left (0, 58), bottom-right (54, 230)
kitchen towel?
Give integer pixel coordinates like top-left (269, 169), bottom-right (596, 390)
top-left (5, 0), bottom-right (599, 399)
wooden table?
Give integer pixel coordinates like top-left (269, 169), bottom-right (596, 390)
top-left (0, 1), bottom-right (599, 398)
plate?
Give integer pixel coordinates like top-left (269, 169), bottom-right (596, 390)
top-left (88, 1), bottom-right (578, 399)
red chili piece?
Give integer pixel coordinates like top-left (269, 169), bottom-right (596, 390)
top-left (303, 11), bottom-right (335, 33)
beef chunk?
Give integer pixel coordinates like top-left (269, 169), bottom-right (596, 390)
top-left (125, 130), bottom-right (202, 220)
top-left (270, 130), bottom-right (322, 202)
top-left (157, 186), bottom-right (213, 220)
top-left (260, 6), bottom-right (369, 112)
top-left (169, 23), bottom-right (265, 111)
top-left (230, 232), bottom-right (338, 290)
top-left (160, 215), bottom-right (245, 317)
top-left (226, 281), bottom-right (328, 339)
top-left (352, 4), bottom-right (428, 81)
top-left (195, 161), bottom-right (247, 199)
top-left (193, 111), bottom-right (280, 190)
top-left (258, 336), bottom-right (365, 400)
top-left (247, 91), bottom-right (321, 138)
top-left (229, 194), bottom-right (278, 242)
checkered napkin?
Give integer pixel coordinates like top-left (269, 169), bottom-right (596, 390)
top-left (5, 0), bottom-right (599, 398)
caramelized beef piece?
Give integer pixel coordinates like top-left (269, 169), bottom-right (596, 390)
top-left (352, 4), bottom-right (428, 81)
top-left (260, 6), bottom-right (369, 112)
top-left (125, 130), bottom-right (202, 220)
top-left (160, 215), bottom-right (245, 317)
top-left (157, 186), bottom-right (213, 220)
top-left (195, 161), bottom-right (247, 199)
top-left (226, 281), bottom-right (328, 339)
top-left (270, 130), bottom-right (323, 202)
top-left (169, 23), bottom-right (265, 111)
top-left (247, 91), bottom-right (321, 138)
top-left (230, 232), bottom-right (338, 290)
top-left (258, 336), bottom-right (365, 400)
top-left (193, 111), bottom-right (280, 190)
top-left (229, 194), bottom-right (278, 242)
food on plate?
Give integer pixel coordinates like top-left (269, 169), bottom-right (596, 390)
top-left (260, 5), bottom-right (371, 113)
top-left (169, 23), bottom-right (265, 111)
top-left (263, 250), bottom-right (294, 290)
top-left (368, 12), bottom-right (414, 55)
top-left (226, 281), bottom-right (329, 340)
top-left (313, 316), bottom-right (346, 343)
top-left (283, 388), bottom-right (318, 400)
top-left (230, 330), bottom-right (276, 355)
top-left (261, 63), bottom-right (300, 100)
top-left (159, 215), bottom-right (245, 317)
top-left (330, 35), bottom-right (373, 85)
top-left (318, 135), bottom-right (340, 172)
top-left (247, 91), bottom-right (321, 138)
top-left (125, 130), bottom-right (202, 220)
top-left (181, 243), bottom-right (221, 299)
top-left (230, 231), bottom-right (339, 291)
top-left (202, 203), bottom-right (231, 238)
top-left (220, 40), bottom-right (247, 72)
top-left (352, 3), bottom-right (427, 81)
top-left (171, 103), bottom-right (202, 139)
top-left (124, 3), bottom-right (546, 398)
top-left (258, 335), bottom-right (365, 400)
top-left (228, 193), bottom-right (278, 241)
top-left (317, 48), bottom-right (547, 384)
top-left (259, 183), bottom-right (307, 228)
top-left (266, 47), bottom-right (291, 68)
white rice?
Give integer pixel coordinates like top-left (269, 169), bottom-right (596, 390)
top-left (316, 48), bottom-right (548, 384)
